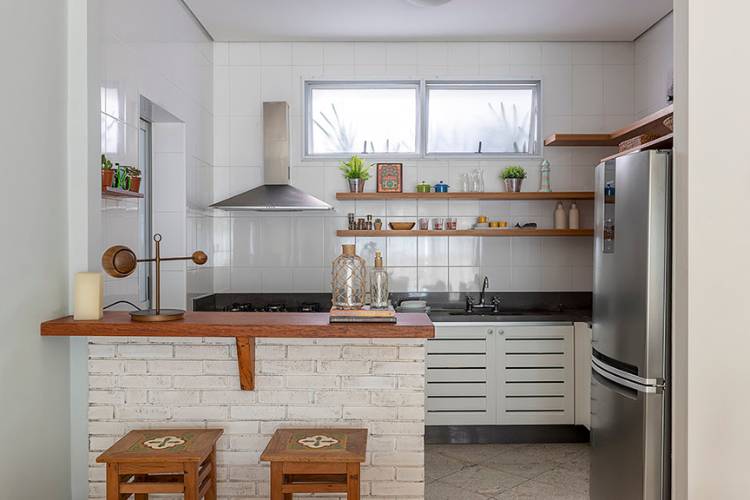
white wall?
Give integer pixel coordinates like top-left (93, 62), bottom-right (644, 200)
top-left (213, 41), bottom-right (637, 293)
top-left (635, 13), bottom-right (673, 118)
top-left (99, 0), bottom-right (214, 310)
top-left (673, 0), bottom-right (750, 497)
top-left (0, 1), bottom-right (72, 498)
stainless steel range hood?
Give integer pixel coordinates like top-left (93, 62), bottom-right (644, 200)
top-left (210, 102), bottom-right (333, 212)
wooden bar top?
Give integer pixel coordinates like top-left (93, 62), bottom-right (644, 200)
top-left (40, 311), bottom-right (434, 338)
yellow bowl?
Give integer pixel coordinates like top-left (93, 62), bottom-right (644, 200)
top-left (389, 222), bottom-right (416, 230)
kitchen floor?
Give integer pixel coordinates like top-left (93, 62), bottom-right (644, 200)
top-left (425, 443), bottom-right (589, 499)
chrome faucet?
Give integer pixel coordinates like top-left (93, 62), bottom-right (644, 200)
top-left (479, 276), bottom-right (489, 305)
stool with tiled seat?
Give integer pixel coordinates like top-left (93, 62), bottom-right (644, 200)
top-left (261, 428), bottom-right (367, 500)
top-left (96, 428), bottom-right (222, 500)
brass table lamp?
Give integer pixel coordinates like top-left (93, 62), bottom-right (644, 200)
top-left (101, 233), bottom-right (207, 322)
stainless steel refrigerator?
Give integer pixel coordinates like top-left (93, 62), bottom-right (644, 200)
top-left (591, 150), bottom-right (671, 500)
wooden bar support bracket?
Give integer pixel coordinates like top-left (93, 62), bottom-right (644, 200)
top-left (235, 337), bottom-right (255, 391)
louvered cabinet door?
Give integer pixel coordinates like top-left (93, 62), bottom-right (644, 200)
top-left (496, 324), bottom-right (575, 425)
top-left (425, 324), bottom-right (497, 425)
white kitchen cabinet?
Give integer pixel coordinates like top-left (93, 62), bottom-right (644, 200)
top-left (427, 322), bottom-right (575, 426)
top-left (573, 321), bottom-right (592, 430)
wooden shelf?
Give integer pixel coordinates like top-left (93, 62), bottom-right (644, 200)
top-left (336, 191), bottom-right (594, 201)
top-left (337, 229), bottom-right (593, 237)
top-left (544, 105), bottom-right (673, 148)
top-left (102, 187), bottom-right (144, 199)
top-left (600, 134), bottom-right (673, 162)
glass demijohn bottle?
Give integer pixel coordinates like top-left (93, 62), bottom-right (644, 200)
top-left (331, 244), bottom-right (367, 309)
top-left (370, 250), bottom-right (390, 309)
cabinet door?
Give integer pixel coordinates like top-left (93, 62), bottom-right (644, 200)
top-left (426, 324), bottom-right (496, 425)
top-left (496, 324), bottom-right (574, 425)
top-left (574, 322), bottom-right (592, 430)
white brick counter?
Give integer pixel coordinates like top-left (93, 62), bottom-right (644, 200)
top-left (87, 337), bottom-right (426, 499)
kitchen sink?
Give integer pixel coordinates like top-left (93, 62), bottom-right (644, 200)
top-left (441, 309), bottom-right (559, 317)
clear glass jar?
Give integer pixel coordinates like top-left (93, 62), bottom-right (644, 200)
top-left (331, 244), bottom-right (367, 309)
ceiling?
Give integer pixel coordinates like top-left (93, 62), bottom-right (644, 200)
top-left (184, 0), bottom-right (672, 42)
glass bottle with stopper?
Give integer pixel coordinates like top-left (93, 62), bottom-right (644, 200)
top-left (539, 159), bottom-right (552, 192)
top-left (370, 250), bottom-right (390, 309)
top-left (101, 233), bottom-right (207, 322)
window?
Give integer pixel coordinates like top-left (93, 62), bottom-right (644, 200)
top-left (305, 82), bottom-right (419, 156)
top-left (303, 80), bottom-right (541, 158)
top-left (426, 81), bottom-right (540, 156)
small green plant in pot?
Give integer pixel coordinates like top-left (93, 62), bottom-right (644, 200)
top-left (339, 155), bottom-right (372, 192)
top-left (126, 166), bottom-right (142, 193)
top-left (101, 154), bottom-right (114, 191)
top-left (500, 165), bottom-right (527, 192)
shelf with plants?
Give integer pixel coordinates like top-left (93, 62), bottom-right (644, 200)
top-left (544, 104), bottom-right (674, 150)
top-left (336, 229), bottom-right (593, 237)
top-left (102, 186), bottom-right (145, 199)
top-left (336, 191), bottom-right (594, 200)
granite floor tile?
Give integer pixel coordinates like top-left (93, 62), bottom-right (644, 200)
top-left (426, 480), bottom-right (495, 500)
top-left (493, 479), bottom-right (588, 500)
top-left (428, 443), bottom-right (507, 464)
top-left (425, 448), bottom-right (469, 482)
top-left (438, 464), bottom-right (527, 497)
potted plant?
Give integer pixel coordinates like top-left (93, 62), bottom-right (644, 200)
top-left (500, 166), bottom-right (527, 192)
top-left (101, 154), bottom-right (114, 191)
top-left (339, 155), bottom-right (372, 192)
top-left (127, 166), bottom-right (142, 193)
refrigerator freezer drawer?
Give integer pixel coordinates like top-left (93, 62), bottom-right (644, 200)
top-left (591, 366), bottom-right (667, 500)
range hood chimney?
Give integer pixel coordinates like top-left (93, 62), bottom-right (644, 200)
top-left (210, 102), bottom-right (333, 212)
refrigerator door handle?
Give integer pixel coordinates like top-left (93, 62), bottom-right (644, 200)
top-left (592, 366), bottom-right (638, 400)
top-left (592, 358), bottom-right (661, 394)
top-left (592, 350), bottom-right (664, 387)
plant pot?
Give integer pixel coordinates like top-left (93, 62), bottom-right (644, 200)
top-left (129, 176), bottom-right (142, 193)
top-left (101, 169), bottom-right (114, 191)
top-left (348, 178), bottom-right (365, 192)
top-left (503, 178), bottom-right (524, 192)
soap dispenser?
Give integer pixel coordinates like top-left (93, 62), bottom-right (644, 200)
top-left (554, 201), bottom-right (567, 229)
top-left (370, 250), bottom-right (390, 309)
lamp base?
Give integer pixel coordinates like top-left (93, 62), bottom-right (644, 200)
top-left (130, 309), bottom-right (185, 322)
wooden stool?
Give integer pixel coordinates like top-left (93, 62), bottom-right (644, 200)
top-left (96, 428), bottom-right (223, 500)
top-left (261, 428), bottom-right (367, 500)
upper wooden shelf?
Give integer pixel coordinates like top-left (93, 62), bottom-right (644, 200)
top-left (102, 187), bottom-right (144, 199)
top-left (337, 229), bottom-right (593, 237)
top-left (336, 192), bottom-right (594, 201)
top-left (544, 105), bottom-right (673, 147)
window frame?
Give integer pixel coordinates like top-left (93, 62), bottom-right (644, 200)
top-left (423, 80), bottom-right (542, 159)
top-left (302, 79), bottom-right (542, 160)
top-left (303, 80), bottom-right (422, 160)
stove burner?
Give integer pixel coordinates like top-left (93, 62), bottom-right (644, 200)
top-left (224, 302), bottom-right (253, 312)
top-left (264, 304), bottom-right (287, 312)
top-left (299, 302), bottom-right (321, 312)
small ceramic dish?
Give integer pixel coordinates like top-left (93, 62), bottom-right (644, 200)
top-left (389, 222), bottom-right (416, 230)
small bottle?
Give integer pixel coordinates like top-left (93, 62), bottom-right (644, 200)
top-left (370, 250), bottom-right (390, 309)
top-left (568, 202), bottom-right (579, 229)
top-left (538, 160), bottom-right (551, 192)
top-left (554, 201), bottom-right (567, 229)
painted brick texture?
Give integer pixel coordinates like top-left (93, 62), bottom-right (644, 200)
top-left (88, 337), bottom-right (426, 500)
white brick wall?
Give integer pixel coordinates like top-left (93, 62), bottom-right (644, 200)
top-left (88, 337), bottom-right (426, 500)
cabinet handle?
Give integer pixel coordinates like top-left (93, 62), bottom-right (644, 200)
top-left (487, 329), bottom-right (493, 335)
top-left (498, 330), bottom-right (504, 335)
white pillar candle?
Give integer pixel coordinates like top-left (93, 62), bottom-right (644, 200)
top-left (74, 272), bottom-right (104, 320)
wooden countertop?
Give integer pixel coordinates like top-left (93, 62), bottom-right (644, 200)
top-left (40, 311), bottom-right (434, 338)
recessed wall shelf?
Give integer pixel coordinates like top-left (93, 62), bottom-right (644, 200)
top-left (336, 192), bottom-right (594, 201)
top-left (337, 229), bottom-right (593, 237)
top-left (102, 187), bottom-right (144, 199)
top-left (544, 104), bottom-right (673, 148)
top-left (600, 134), bottom-right (673, 162)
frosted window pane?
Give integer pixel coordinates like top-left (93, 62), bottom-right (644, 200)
top-left (427, 87), bottom-right (536, 154)
top-left (309, 87), bottom-right (417, 154)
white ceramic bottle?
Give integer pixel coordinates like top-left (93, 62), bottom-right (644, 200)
top-left (568, 201), bottom-right (580, 229)
top-left (554, 201), bottom-right (567, 229)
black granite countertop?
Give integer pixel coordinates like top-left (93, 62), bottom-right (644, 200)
top-left (427, 308), bottom-right (591, 324)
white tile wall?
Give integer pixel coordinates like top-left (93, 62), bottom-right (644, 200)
top-left (213, 41), bottom-right (633, 292)
top-left (635, 13), bottom-right (674, 118)
top-left (88, 337), bottom-right (426, 500)
top-left (99, 1), bottom-right (214, 309)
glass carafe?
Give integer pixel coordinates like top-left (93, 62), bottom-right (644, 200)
top-left (332, 244), bottom-right (367, 309)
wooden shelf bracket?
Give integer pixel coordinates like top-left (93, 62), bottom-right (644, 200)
top-left (235, 337), bottom-right (255, 391)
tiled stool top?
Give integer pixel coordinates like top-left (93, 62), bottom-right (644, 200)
top-left (96, 429), bottom-right (223, 463)
top-left (261, 428), bottom-right (367, 463)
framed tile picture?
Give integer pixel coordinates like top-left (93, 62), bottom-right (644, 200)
top-left (377, 163), bottom-right (403, 193)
